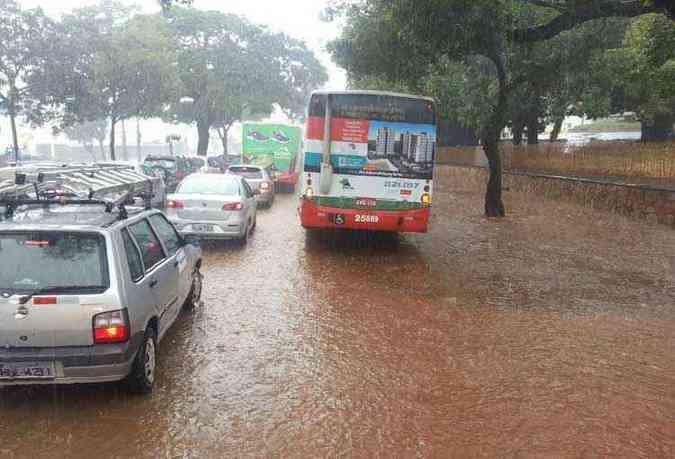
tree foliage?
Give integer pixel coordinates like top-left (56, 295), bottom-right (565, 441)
top-left (165, 7), bottom-right (327, 156)
top-left (41, 1), bottom-right (178, 160)
top-left (0, 0), bottom-right (54, 159)
top-left (327, 0), bottom-right (673, 216)
top-left (602, 13), bottom-right (675, 138)
top-left (63, 119), bottom-right (108, 161)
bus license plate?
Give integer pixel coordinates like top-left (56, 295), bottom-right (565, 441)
top-left (0, 362), bottom-right (55, 380)
top-left (354, 215), bottom-right (380, 224)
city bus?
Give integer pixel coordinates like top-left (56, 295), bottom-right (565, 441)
top-left (299, 90), bottom-right (436, 233)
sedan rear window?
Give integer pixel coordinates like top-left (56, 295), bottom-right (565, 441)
top-left (228, 167), bottom-right (263, 179)
top-left (177, 176), bottom-right (241, 195)
top-left (0, 232), bottom-right (108, 294)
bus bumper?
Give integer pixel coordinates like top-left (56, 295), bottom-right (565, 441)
top-left (299, 198), bottom-right (430, 233)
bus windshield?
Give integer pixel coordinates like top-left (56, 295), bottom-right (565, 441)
top-left (309, 93), bottom-right (436, 125)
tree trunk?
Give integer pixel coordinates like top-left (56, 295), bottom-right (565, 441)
top-left (121, 119), bottom-right (128, 161)
top-left (549, 117), bottom-right (564, 142)
top-left (8, 108), bottom-right (19, 163)
top-left (197, 119), bottom-right (210, 156)
top-left (483, 51), bottom-right (508, 218)
top-left (512, 122), bottom-right (524, 146)
top-left (98, 140), bottom-right (106, 160)
top-left (641, 114), bottom-right (674, 141)
top-left (7, 84), bottom-right (20, 162)
top-left (483, 136), bottom-right (505, 217)
top-left (136, 118), bottom-right (142, 163)
top-left (85, 143), bottom-right (96, 162)
top-left (216, 125), bottom-right (230, 155)
top-left (526, 117), bottom-right (539, 145)
top-left (109, 117), bottom-right (117, 161)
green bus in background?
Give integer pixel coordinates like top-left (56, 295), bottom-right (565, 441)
top-left (242, 123), bottom-right (302, 192)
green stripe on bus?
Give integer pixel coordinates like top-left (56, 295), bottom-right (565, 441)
top-left (310, 197), bottom-right (426, 211)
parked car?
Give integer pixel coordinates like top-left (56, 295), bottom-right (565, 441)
top-left (165, 173), bottom-right (258, 243)
top-left (141, 156), bottom-right (193, 192)
top-left (0, 204), bottom-right (203, 393)
top-left (226, 164), bottom-right (275, 208)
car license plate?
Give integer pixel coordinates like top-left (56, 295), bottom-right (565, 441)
top-left (0, 362), bottom-right (55, 380)
top-left (192, 224), bottom-right (212, 233)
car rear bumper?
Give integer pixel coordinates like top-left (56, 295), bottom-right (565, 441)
top-left (0, 333), bottom-right (142, 386)
top-left (169, 216), bottom-right (246, 239)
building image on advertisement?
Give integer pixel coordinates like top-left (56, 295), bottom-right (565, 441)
top-left (375, 127), bottom-right (396, 158)
top-left (401, 132), bottom-right (434, 164)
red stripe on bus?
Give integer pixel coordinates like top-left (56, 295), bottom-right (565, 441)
top-left (306, 116), bottom-right (325, 140)
top-left (299, 198), bottom-right (430, 233)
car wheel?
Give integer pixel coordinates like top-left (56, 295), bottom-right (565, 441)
top-left (183, 267), bottom-right (203, 311)
top-left (124, 327), bottom-right (157, 394)
top-left (238, 222), bottom-right (250, 245)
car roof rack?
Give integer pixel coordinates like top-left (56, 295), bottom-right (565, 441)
top-left (0, 164), bottom-right (157, 220)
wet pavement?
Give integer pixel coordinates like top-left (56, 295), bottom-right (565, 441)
top-left (1, 172), bottom-right (674, 458)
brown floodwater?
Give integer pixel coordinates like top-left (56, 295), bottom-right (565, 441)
top-left (0, 176), bottom-right (674, 458)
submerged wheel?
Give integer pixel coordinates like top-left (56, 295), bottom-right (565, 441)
top-left (124, 327), bottom-right (157, 394)
top-left (183, 267), bottom-right (203, 311)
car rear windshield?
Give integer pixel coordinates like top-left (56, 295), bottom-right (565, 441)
top-left (177, 176), bottom-right (241, 195)
top-left (0, 232), bottom-right (109, 294)
top-left (228, 167), bottom-right (263, 179)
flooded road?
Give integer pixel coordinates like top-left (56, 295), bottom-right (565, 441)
top-left (1, 175), bottom-right (674, 457)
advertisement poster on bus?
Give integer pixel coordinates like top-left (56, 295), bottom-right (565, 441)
top-left (304, 117), bottom-right (436, 180)
top-left (242, 123), bottom-right (302, 174)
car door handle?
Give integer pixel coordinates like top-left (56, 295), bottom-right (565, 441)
top-left (149, 279), bottom-right (159, 289)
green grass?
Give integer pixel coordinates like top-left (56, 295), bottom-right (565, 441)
top-left (503, 141), bottom-right (675, 180)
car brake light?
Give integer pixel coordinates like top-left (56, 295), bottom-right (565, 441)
top-left (166, 199), bottom-right (184, 209)
top-left (93, 310), bottom-right (130, 344)
top-left (260, 182), bottom-right (270, 191)
top-left (222, 202), bottom-right (243, 211)
top-left (33, 297), bottom-right (57, 305)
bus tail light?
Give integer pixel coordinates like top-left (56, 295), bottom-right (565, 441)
top-left (93, 310), bottom-right (130, 344)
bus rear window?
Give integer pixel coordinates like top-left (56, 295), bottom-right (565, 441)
top-left (0, 232), bottom-right (109, 294)
top-left (309, 94), bottom-right (436, 124)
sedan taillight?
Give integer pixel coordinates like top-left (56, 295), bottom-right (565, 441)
top-left (166, 199), bottom-right (184, 209)
top-left (223, 202), bottom-right (243, 211)
top-left (93, 310), bottom-right (130, 344)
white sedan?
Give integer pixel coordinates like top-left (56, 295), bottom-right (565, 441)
top-left (165, 173), bottom-right (258, 243)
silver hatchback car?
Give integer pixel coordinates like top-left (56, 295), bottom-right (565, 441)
top-left (166, 173), bottom-right (258, 243)
top-left (0, 205), bottom-right (203, 393)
